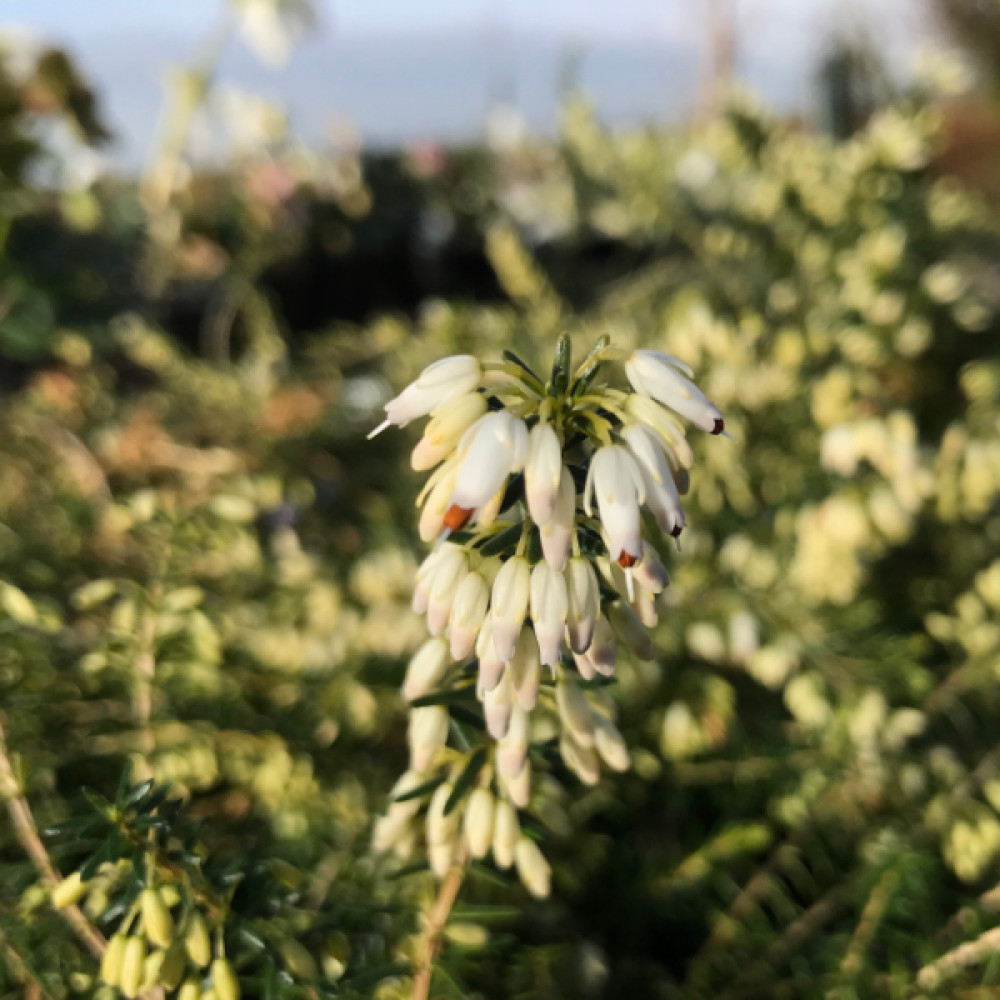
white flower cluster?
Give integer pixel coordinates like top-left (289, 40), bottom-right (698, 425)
top-left (371, 336), bottom-right (724, 892)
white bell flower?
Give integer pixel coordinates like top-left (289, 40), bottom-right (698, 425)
top-left (626, 350), bottom-right (725, 435)
top-left (370, 355), bottom-right (481, 437)
top-left (448, 571), bottom-right (490, 659)
top-left (529, 562), bottom-right (568, 667)
top-left (411, 392), bottom-right (487, 471)
top-left (539, 466), bottom-right (575, 571)
top-left (425, 546), bottom-right (469, 636)
top-left (475, 617), bottom-right (505, 693)
top-left (524, 423), bottom-right (563, 525)
top-left (565, 557), bottom-right (600, 654)
top-left (622, 423), bottom-right (686, 538)
top-left (492, 800), bottom-right (520, 869)
top-left (403, 637), bottom-right (450, 701)
top-left (445, 411), bottom-right (528, 532)
top-left (584, 445), bottom-right (645, 569)
top-left (509, 627), bottom-right (541, 710)
top-left (490, 555), bottom-right (531, 661)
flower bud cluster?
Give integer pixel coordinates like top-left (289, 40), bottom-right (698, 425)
top-left (54, 868), bottom-right (238, 1000)
top-left (372, 336), bottom-right (724, 888)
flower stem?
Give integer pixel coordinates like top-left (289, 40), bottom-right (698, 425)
top-left (412, 842), bottom-right (468, 1000)
top-left (0, 716), bottom-right (106, 960)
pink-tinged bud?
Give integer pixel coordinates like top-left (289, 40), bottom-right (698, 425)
top-left (484, 667), bottom-right (515, 739)
top-left (524, 423), bottom-right (563, 526)
top-left (464, 788), bottom-right (495, 859)
top-left (408, 706), bottom-right (449, 772)
top-left (622, 423), bottom-right (686, 537)
top-left (556, 677), bottom-right (595, 747)
top-left (412, 545), bottom-right (450, 614)
top-left (589, 615), bottom-right (618, 675)
top-left (573, 649), bottom-right (597, 680)
top-left (497, 705), bottom-right (531, 779)
top-left (509, 628), bottom-right (541, 710)
top-left (539, 466), bottom-right (575, 571)
top-left (403, 637), bottom-right (451, 701)
top-left (560, 731), bottom-right (601, 785)
top-left (608, 600), bottom-right (654, 660)
top-left (492, 800), bottom-right (520, 869)
top-left (475, 618), bottom-right (505, 692)
top-left (515, 837), bottom-right (551, 898)
top-left (625, 350), bottom-right (724, 434)
top-left (634, 541), bottom-right (669, 593)
top-left (584, 445), bottom-right (645, 568)
top-left (411, 392), bottom-right (487, 470)
top-left (529, 562), bottom-right (568, 667)
top-left (565, 557), bottom-right (600, 654)
top-left (426, 547), bottom-right (469, 635)
top-left (448, 572), bottom-right (489, 659)
top-left (501, 758), bottom-right (531, 808)
top-left (372, 355), bottom-right (482, 436)
top-left (490, 556), bottom-right (531, 661)
top-left (594, 716), bottom-right (630, 772)
top-left (450, 412), bottom-right (528, 513)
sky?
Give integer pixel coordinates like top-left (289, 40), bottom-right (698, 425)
top-left (0, 0), bottom-right (937, 164)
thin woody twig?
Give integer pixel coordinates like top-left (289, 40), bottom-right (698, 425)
top-left (0, 717), bottom-right (105, 960)
top-left (412, 843), bottom-right (468, 1000)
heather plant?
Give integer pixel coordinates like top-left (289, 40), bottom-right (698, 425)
top-left (4, 12), bottom-right (1000, 1000)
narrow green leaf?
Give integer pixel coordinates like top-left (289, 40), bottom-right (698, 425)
top-left (550, 333), bottom-right (572, 395)
top-left (443, 747), bottom-right (487, 816)
top-left (392, 774), bottom-right (445, 804)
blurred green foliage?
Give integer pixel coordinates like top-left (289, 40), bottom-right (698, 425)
top-left (2, 24), bottom-right (1000, 1000)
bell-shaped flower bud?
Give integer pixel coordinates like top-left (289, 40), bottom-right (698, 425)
top-left (539, 465), bottom-right (575, 570)
top-left (101, 933), bottom-right (129, 987)
top-left (447, 412), bottom-right (529, 528)
top-left (498, 705), bottom-right (531, 779)
top-left (418, 459), bottom-right (459, 543)
top-left (211, 958), bottom-right (240, 1000)
top-left (589, 614), bottom-right (618, 675)
top-left (594, 715), bottom-right (631, 772)
top-left (556, 676), bottom-right (596, 747)
top-left (530, 562), bottom-right (568, 666)
top-left (403, 637), bottom-right (450, 701)
top-left (429, 837), bottom-right (457, 879)
top-left (625, 349), bottom-right (725, 434)
top-left (484, 667), bottom-right (515, 739)
top-left (515, 837), bottom-right (551, 898)
top-left (52, 871), bottom-right (88, 909)
top-left (408, 705), bottom-right (449, 772)
top-left (371, 355), bottom-right (482, 436)
top-left (584, 445), bottom-right (645, 569)
top-left (120, 936), bottom-right (146, 999)
top-left (490, 556), bottom-right (531, 661)
top-left (625, 393), bottom-right (694, 469)
top-left (524, 423), bottom-right (562, 525)
top-left (426, 546), bottom-right (469, 636)
top-left (140, 887), bottom-right (174, 949)
top-left (448, 572), bottom-right (489, 659)
top-left (411, 392), bottom-right (487, 470)
top-left (608, 600), bottom-right (654, 661)
top-left (560, 731), bottom-right (601, 785)
top-left (412, 544), bottom-right (449, 614)
top-left (475, 617), bottom-right (505, 693)
top-left (574, 649), bottom-right (597, 681)
top-left (509, 627), bottom-right (541, 710)
top-left (492, 799), bottom-right (521, 869)
top-left (501, 758), bottom-right (531, 808)
top-left (631, 584), bottom-right (659, 629)
top-left (634, 541), bottom-right (669, 593)
top-left (565, 557), bottom-right (600, 654)
top-left (184, 913), bottom-right (212, 968)
top-left (622, 422), bottom-right (686, 537)
top-left (464, 788), bottom-right (495, 859)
